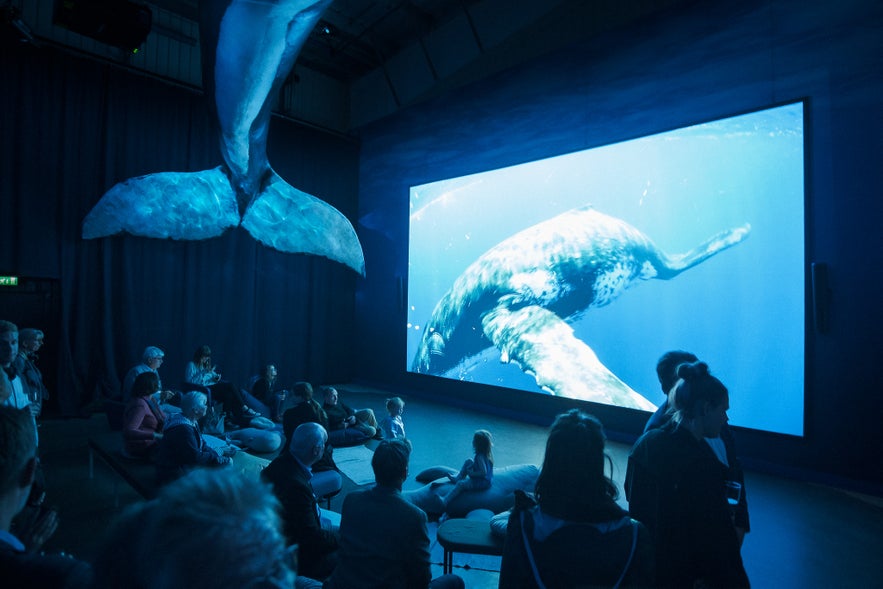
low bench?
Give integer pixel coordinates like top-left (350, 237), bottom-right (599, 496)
top-left (88, 432), bottom-right (159, 504)
top-left (436, 518), bottom-right (505, 575)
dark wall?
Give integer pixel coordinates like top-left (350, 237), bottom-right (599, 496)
top-left (354, 0), bottom-right (883, 489)
top-left (1, 40), bottom-right (361, 413)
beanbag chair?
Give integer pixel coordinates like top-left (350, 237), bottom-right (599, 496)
top-left (404, 464), bottom-right (539, 518)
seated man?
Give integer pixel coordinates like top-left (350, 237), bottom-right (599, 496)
top-left (325, 439), bottom-right (464, 589)
top-left (91, 468), bottom-right (324, 589)
top-left (0, 406), bottom-right (92, 588)
top-left (261, 422), bottom-right (340, 581)
top-left (13, 328), bottom-right (48, 418)
top-left (321, 386), bottom-right (376, 446)
top-left (155, 391), bottom-right (234, 486)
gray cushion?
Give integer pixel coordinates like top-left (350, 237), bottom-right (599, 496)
top-left (404, 463), bottom-right (539, 517)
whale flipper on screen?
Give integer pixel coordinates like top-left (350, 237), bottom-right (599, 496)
top-left (412, 205), bottom-right (750, 407)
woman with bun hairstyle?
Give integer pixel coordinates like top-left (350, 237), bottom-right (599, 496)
top-left (625, 361), bottom-right (749, 588)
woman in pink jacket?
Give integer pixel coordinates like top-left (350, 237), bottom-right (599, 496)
top-left (122, 371), bottom-right (166, 459)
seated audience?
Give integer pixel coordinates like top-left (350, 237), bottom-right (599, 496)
top-left (184, 345), bottom-right (258, 424)
top-left (91, 468), bottom-right (324, 589)
top-left (325, 439), bottom-right (464, 589)
top-left (626, 361), bottom-right (750, 588)
top-left (645, 350), bottom-right (750, 543)
top-left (155, 391), bottom-right (234, 486)
top-left (0, 406), bottom-right (93, 588)
top-left (321, 386), bottom-right (377, 446)
top-left (250, 363), bottom-right (287, 422)
top-left (121, 371), bottom-right (166, 460)
top-left (261, 422), bottom-right (340, 582)
top-left (13, 328), bottom-right (48, 418)
top-left (121, 346), bottom-right (167, 403)
top-left (379, 396), bottom-right (406, 440)
top-left (499, 410), bottom-right (654, 588)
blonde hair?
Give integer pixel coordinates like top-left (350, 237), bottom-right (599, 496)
top-left (473, 429), bottom-right (493, 464)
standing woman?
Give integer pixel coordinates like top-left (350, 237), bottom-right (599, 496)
top-left (500, 410), bottom-right (654, 588)
top-left (121, 371), bottom-right (166, 460)
top-left (626, 361), bottom-right (749, 588)
top-left (184, 345), bottom-right (258, 424)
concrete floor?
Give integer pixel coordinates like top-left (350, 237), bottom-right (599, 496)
top-left (35, 386), bottom-right (883, 588)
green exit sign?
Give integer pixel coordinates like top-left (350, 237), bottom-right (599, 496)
top-left (0, 276), bottom-right (19, 286)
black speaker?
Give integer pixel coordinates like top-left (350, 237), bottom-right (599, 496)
top-left (811, 262), bottom-right (831, 334)
top-left (53, 0), bottom-right (152, 53)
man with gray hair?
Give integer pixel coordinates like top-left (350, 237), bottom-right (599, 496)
top-left (13, 328), bottom-right (48, 417)
top-left (0, 406), bottom-right (92, 587)
top-left (122, 345), bottom-right (168, 402)
top-left (261, 422), bottom-right (340, 581)
top-left (92, 468), bottom-right (296, 589)
top-left (155, 391), bottom-right (234, 486)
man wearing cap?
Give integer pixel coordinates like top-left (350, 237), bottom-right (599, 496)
top-left (122, 346), bottom-right (168, 402)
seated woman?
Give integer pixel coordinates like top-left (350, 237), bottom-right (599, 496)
top-left (320, 386), bottom-right (377, 447)
top-left (499, 410), bottom-right (654, 588)
top-left (155, 391), bottom-right (234, 487)
top-left (121, 371), bottom-right (166, 460)
top-left (250, 363), bottom-right (286, 422)
top-left (626, 361), bottom-right (749, 588)
top-left (184, 345), bottom-right (258, 425)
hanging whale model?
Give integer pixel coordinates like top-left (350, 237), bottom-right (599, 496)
top-left (81, 0), bottom-right (365, 275)
top-left (412, 206), bottom-right (750, 410)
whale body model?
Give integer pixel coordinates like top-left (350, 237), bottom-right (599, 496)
top-left (412, 206), bottom-right (750, 409)
top-left (82, 0), bottom-right (365, 275)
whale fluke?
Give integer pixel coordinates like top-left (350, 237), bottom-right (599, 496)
top-left (82, 167), bottom-right (240, 240)
top-left (242, 171), bottom-right (366, 275)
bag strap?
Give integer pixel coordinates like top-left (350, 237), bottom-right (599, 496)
top-left (519, 510), bottom-right (548, 589)
top-left (612, 519), bottom-right (639, 589)
top-left (520, 511), bottom-right (638, 589)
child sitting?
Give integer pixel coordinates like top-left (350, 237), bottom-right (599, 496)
top-left (442, 429), bottom-right (494, 509)
top-left (379, 396), bottom-right (406, 440)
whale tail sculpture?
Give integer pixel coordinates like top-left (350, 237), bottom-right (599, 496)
top-left (81, 0), bottom-right (365, 276)
top-left (412, 206), bottom-right (750, 409)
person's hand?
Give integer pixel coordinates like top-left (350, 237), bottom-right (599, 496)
top-left (153, 432), bottom-right (164, 440)
top-left (222, 445), bottom-right (238, 458)
top-left (160, 390), bottom-right (174, 402)
top-left (345, 415), bottom-right (356, 425)
top-left (14, 494), bottom-right (58, 553)
top-left (29, 402), bottom-right (41, 418)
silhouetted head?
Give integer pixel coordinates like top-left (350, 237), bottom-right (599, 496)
top-left (372, 439), bottom-right (412, 488)
top-left (19, 328), bottom-right (44, 354)
top-left (132, 371), bottom-right (160, 399)
top-left (472, 430), bottom-right (494, 463)
top-left (656, 350), bottom-right (698, 396)
top-left (192, 345), bottom-right (212, 363)
top-left (670, 361), bottom-right (730, 438)
top-left (0, 406), bottom-right (37, 499)
top-left (289, 422), bottom-right (327, 467)
top-left (292, 381), bottom-right (313, 401)
top-left (142, 346), bottom-right (165, 369)
top-left (535, 409), bottom-right (619, 520)
top-left (386, 396), bottom-right (404, 416)
top-left (0, 321), bottom-right (18, 367)
top-left (91, 469), bottom-right (295, 589)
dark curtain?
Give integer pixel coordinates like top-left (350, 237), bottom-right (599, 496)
top-left (1, 40), bottom-right (360, 415)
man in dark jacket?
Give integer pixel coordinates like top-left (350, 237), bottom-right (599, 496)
top-left (261, 422), bottom-right (339, 581)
